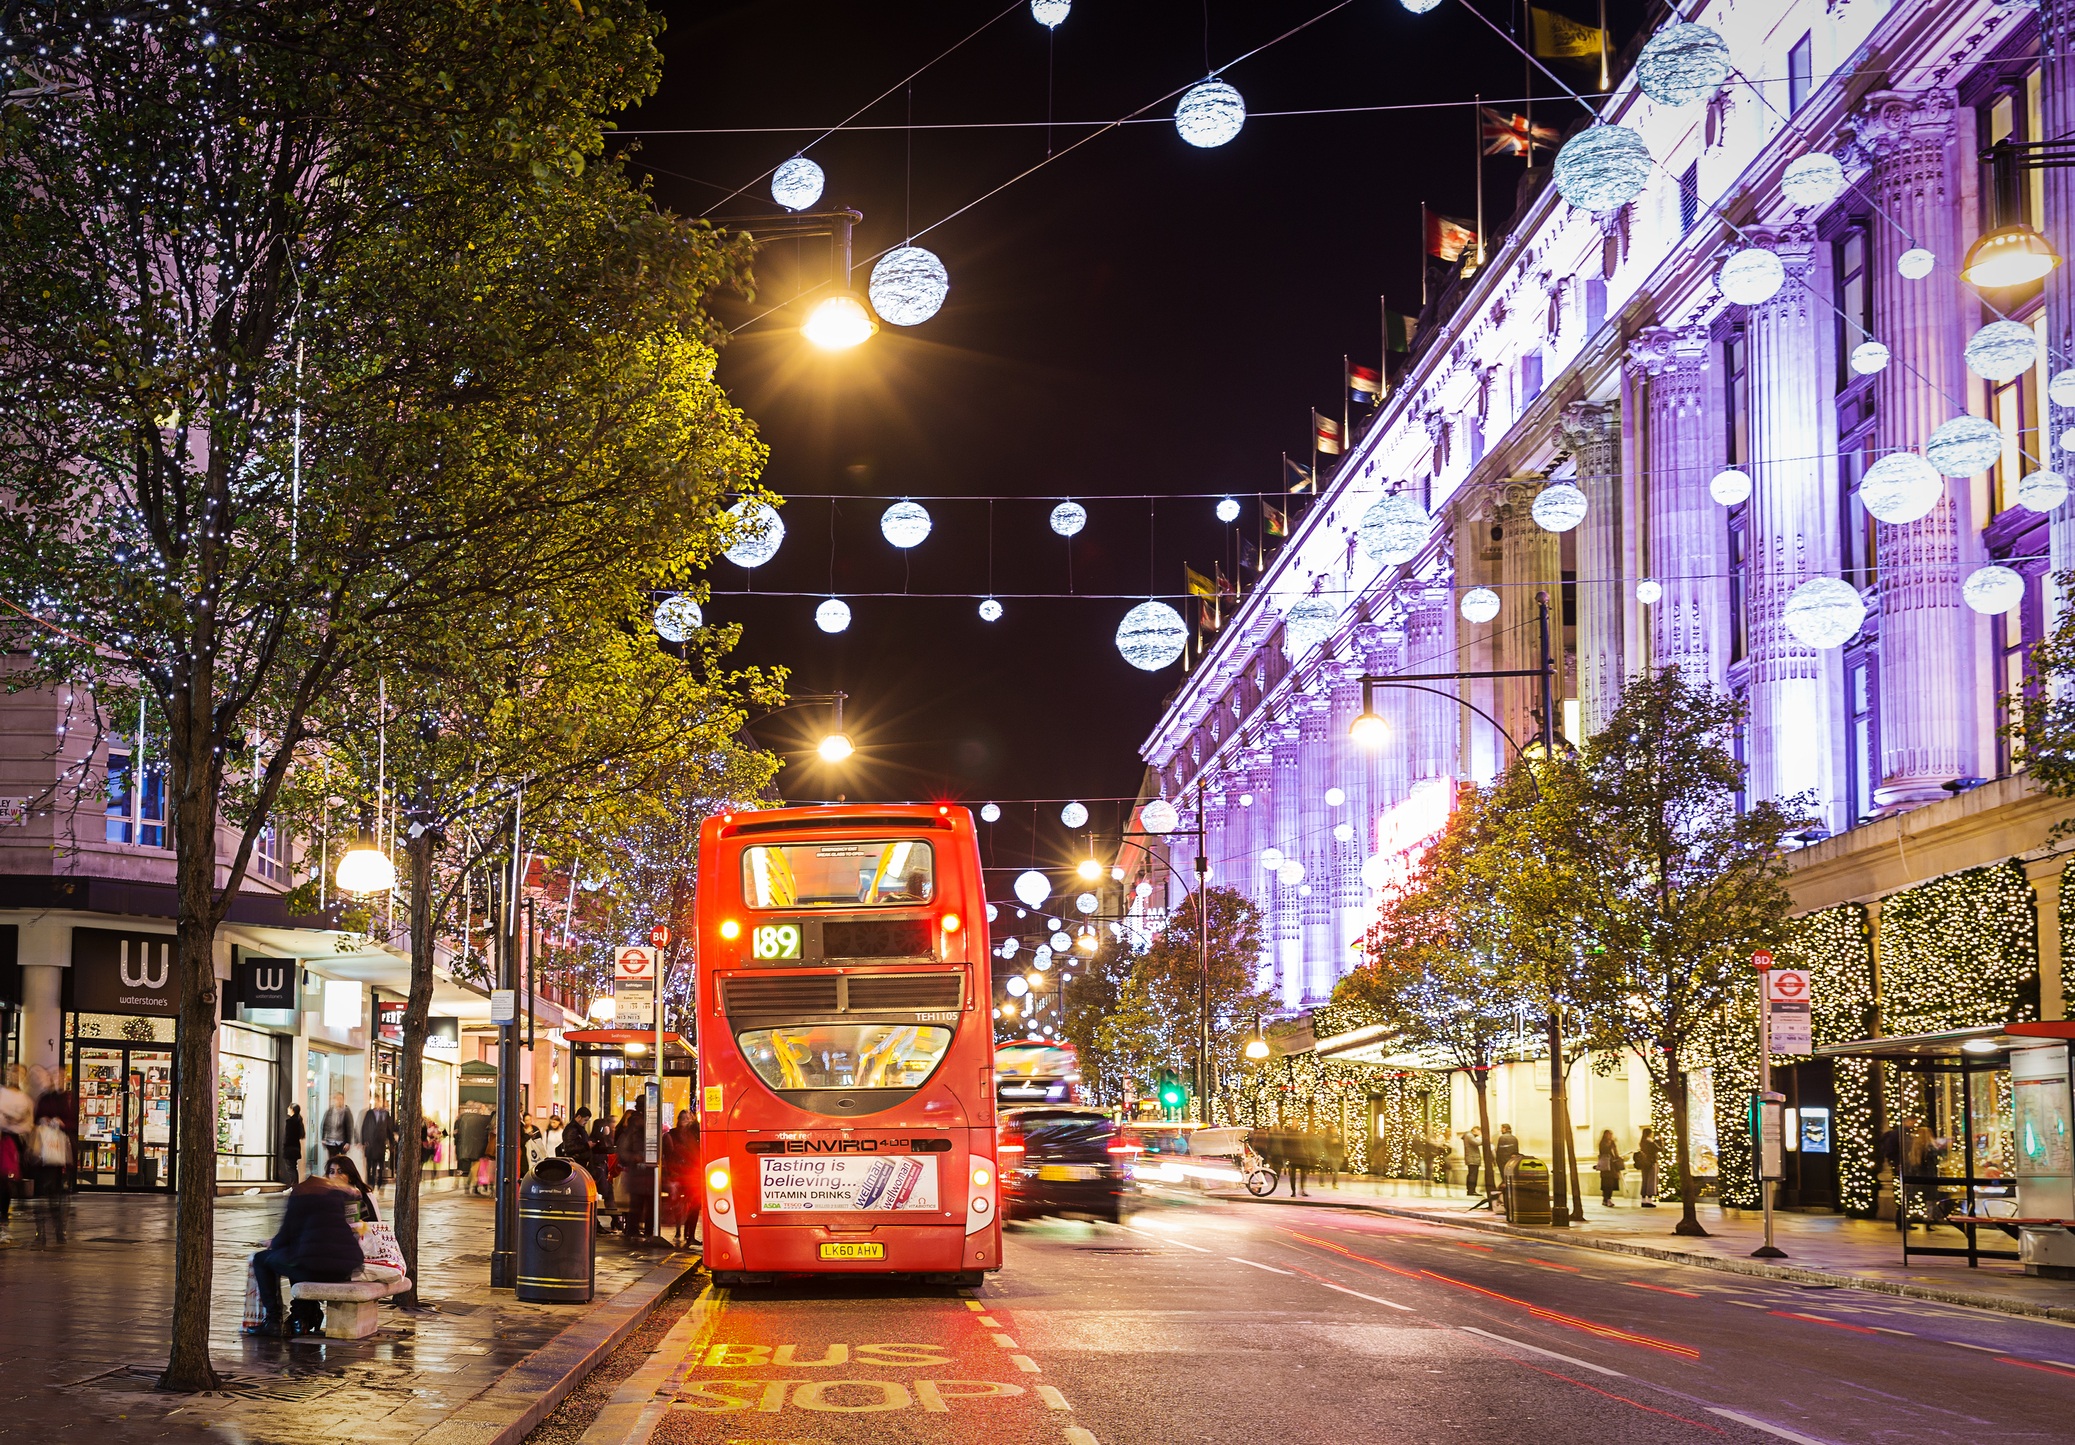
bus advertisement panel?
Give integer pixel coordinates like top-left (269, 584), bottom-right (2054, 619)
top-left (695, 803), bottom-right (1002, 1284)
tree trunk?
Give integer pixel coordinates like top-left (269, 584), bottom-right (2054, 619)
top-left (161, 785), bottom-right (224, 1392)
top-left (1544, 1013), bottom-right (1570, 1226)
top-left (1668, 1064), bottom-right (1709, 1236)
top-left (1557, 1047), bottom-right (1585, 1222)
top-left (391, 828), bottom-right (440, 1309)
top-left (1473, 1072), bottom-right (1498, 1205)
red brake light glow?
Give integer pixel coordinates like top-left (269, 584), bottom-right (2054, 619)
top-left (941, 913), bottom-right (962, 932)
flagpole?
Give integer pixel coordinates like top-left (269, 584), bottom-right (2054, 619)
top-left (1380, 296), bottom-right (1388, 396)
top-left (1597, 0), bottom-right (1610, 94)
top-left (1473, 93), bottom-right (1485, 272)
top-left (1420, 203), bottom-right (1429, 307)
top-left (1342, 355), bottom-right (1351, 464)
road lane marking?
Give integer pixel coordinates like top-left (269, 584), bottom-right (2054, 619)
top-left (1628, 1282), bottom-right (1700, 1298)
top-left (1008, 1354), bottom-right (1041, 1372)
top-left (989, 1332), bottom-right (1018, 1348)
top-left (1706, 1408), bottom-right (1836, 1444)
top-left (2038, 1359), bottom-right (2075, 1369)
top-left (1227, 1256), bottom-right (1294, 1274)
top-left (1420, 1270), bottom-right (1700, 1360)
top-left (966, 1300), bottom-right (985, 1311)
top-left (1869, 1327), bottom-right (1916, 1336)
top-left (1064, 1430), bottom-right (1100, 1445)
top-left (1526, 1257), bottom-right (1582, 1272)
top-left (1322, 1283), bottom-right (1414, 1311)
top-left (1115, 1223), bottom-right (1212, 1252)
top-left (1769, 1311), bottom-right (1878, 1335)
top-left (2002, 1358), bottom-right (2075, 1378)
top-left (977, 1316), bottom-right (1002, 1327)
top-left (1454, 1241), bottom-right (1497, 1250)
top-left (1458, 1326), bottom-right (1625, 1377)
top-left (1728, 1300), bottom-right (1767, 1308)
top-left (1459, 1332), bottom-right (1723, 1430)
top-left (1945, 1340), bottom-right (1998, 1351)
top-left (1034, 1385), bottom-right (1072, 1409)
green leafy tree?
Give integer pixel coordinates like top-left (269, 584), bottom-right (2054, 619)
top-left (1095, 886), bottom-right (1269, 1113)
top-left (0, 2), bottom-right (763, 1388)
top-left (1531, 668), bottom-right (1799, 1236)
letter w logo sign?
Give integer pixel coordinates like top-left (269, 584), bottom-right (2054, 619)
top-left (121, 938), bottom-right (171, 989)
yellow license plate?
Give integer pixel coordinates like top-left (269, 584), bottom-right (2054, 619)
top-left (819, 1242), bottom-right (885, 1260)
top-left (1038, 1164), bottom-right (1098, 1182)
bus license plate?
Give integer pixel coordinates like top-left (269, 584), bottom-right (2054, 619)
top-left (819, 1241), bottom-right (885, 1260)
top-left (1038, 1164), bottom-right (1101, 1182)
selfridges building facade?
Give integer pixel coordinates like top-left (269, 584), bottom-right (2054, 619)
top-left (1136, 0), bottom-right (2075, 1017)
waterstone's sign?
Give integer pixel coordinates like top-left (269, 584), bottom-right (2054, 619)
top-left (73, 927), bottom-right (182, 1016)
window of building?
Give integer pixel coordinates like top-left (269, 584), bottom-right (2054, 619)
top-left (1833, 228), bottom-right (1872, 390)
top-left (1679, 162), bottom-right (1699, 233)
top-left (1728, 509), bottom-right (1750, 663)
top-left (1980, 71), bottom-right (2046, 233)
top-left (1845, 651), bottom-right (1879, 824)
top-left (1788, 33), bottom-right (1813, 114)
top-left (1838, 425), bottom-right (1877, 592)
top-left (106, 751), bottom-right (167, 848)
top-left (1988, 310), bottom-right (2047, 516)
top-left (255, 823), bottom-right (289, 884)
top-left (1723, 331), bottom-right (1751, 465)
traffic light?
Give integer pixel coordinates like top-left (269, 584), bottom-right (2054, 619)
top-left (1157, 1072), bottom-right (1185, 1111)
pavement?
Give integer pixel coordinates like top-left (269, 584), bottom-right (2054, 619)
top-left (0, 1184), bottom-right (698, 1445)
top-left (516, 1182), bottom-right (2075, 1445)
top-left (1200, 1173), bottom-right (2075, 1323)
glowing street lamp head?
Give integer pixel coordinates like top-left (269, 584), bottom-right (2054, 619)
top-left (1245, 1037), bottom-right (1271, 1061)
top-left (1961, 223), bottom-right (2061, 289)
top-left (803, 292), bottom-right (877, 349)
top-left (587, 996), bottom-right (616, 1021)
top-left (817, 731), bottom-right (854, 763)
top-left (1077, 858), bottom-right (1102, 881)
top-left (335, 841), bottom-right (396, 894)
top-left (1348, 710), bottom-right (1389, 747)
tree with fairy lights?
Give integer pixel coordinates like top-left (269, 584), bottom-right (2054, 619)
top-left (1350, 785), bottom-right (1524, 1203)
top-left (1527, 669), bottom-right (1799, 1237)
top-left (0, 1), bottom-right (764, 1389)
top-left (1096, 886), bottom-right (1269, 1115)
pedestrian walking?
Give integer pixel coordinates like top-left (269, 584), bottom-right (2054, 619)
top-left (560, 1108), bottom-right (593, 1162)
top-left (661, 1108), bottom-right (702, 1250)
top-left (617, 1103), bottom-right (655, 1238)
top-left (453, 1102), bottom-right (491, 1194)
top-left (30, 1064), bottom-right (75, 1246)
top-left (325, 1153), bottom-right (380, 1224)
top-left (320, 1091), bottom-right (355, 1162)
top-left (360, 1101), bottom-right (395, 1188)
top-left (1633, 1127), bottom-right (1660, 1208)
top-left (1322, 1126), bottom-right (1343, 1189)
top-left (421, 1117), bottom-right (442, 1168)
top-left (281, 1103), bottom-right (306, 1183)
top-left (1493, 1124), bottom-right (1520, 1178)
top-left (1596, 1129), bottom-right (1623, 1206)
top-left (1, 1064), bottom-right (33, 1239)
top-left (1460, 1126), bottom-right (1484, 1197)
top-left (245, 1173), bottom-right (363, 1337)
top-left (1283, 1128), bottom-right (1311, 1198)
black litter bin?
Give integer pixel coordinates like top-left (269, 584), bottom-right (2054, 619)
top-left (517, 1158), bottom-right (598, 1302)
top-left (1503, 1156), bottom-right (1551, 1226)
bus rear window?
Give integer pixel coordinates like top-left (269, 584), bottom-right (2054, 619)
top-left (738, 1023), bottom-right (954, 1091)
top-left (742, 840), bottom-right (935, 909)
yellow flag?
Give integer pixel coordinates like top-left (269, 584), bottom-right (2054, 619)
top-left (1529, 5), bottom-right (1604, 60)
top-left (1183, 565), bottom-right (1216, 599)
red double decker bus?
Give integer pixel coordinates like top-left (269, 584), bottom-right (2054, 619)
top-left (694, 803), bottom-right (1002, 1285)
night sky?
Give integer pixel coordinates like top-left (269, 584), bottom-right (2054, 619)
top-left (621, 0), bottom-right (1642, 878)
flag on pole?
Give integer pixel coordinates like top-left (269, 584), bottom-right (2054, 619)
top-left (1313, 410), bottom-right (1344, 456)
top-left (1183, 564), bottom-right (1216, 599)
top-left (1198, 595), bottom-right (1221, 631)
top-left (1384, 309), bottom-right (1419, 353)
top-left (1423, 206), bottom-right (1478, 263)
top-left (1348, 363), bottom-right (1382, 406)
top-left (1262, 497), bottom-right (1288, 537)
top-left (1528, 5), bottom-right (1604, 60)
top-left (1479, 106), bottom-right (1560, 157)
top-left (1284, 456), bottom-right (1314, 493)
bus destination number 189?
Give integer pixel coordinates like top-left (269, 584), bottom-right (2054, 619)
top-left (752, 924), bottom-right (802, 960)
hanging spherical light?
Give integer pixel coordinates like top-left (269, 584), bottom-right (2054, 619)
top-left (1964, 320), bottom-right (2041, 383)
top-left (1282, 595), bottom-right (1337, 658)
top-left (1060, 801), bottom-right (1089, 828)
top-left (1135, 880), bottom-right (1154, 899)
top-left (1014, 869), bottom-right (1052, 908)
top-left (1924, 416), bottom-right (2005, 477)
top-left (1962, 564), bottom-right (2026, 615)
top-left (1115, 600), bottom-right (1188, 670)
top-left (1050, 931), bottom-right (1071, 951)
top-left (2049, 369), bottom-right (2075, 409)
top-left (979, 597), bottom-right (1003, 622)
top-left (1634, 22), bottom-right (1730, 107)
top-left (1261, 847), bottom-right (1285, 872)
top-left (980, 802), bottom-right (1002, 823)
top-left (2016, 470), bottom-right (2069, 513)
top-left (1636, 579), bottom-right (1663, 605)
top-left (1718, 247), bottom-right (1787, 305)
top-left (1782, 577), bottom-right (1866, 649)
top-left (2064, 428), bottom-right (2075, 454)
top-left (1006, 975), bottom-right (1029, 998)
top-left (1532, 481), bottom-right (1588, 532)
top-left (1324, 787), bottom-right (1345, 807)
top-left (1709, 468), bottom-right (1753, 505)
top-left (1360, 494), bottom-right (1429, 563)
top-left (1239, 793), bottom-right (1254, 806)
top-left (1461, 587), bottom-right (1501, 623)
top-left (815, 598), bottom-right (852, 633)
top-left (1849, 341), bottom-right (1891, 375)
top-left (653, 594), bottom-right (703, 642)
top-left (1140, 798), bottom-right (1179, 834)
top-left (868, 246), bottom-right (949, 326)
top-left (1031, 0), bottom-right (1069, 28)
top-left (1857, 452), bottom-right (1943, 524)
top-left (880, 500), bottom-right (933, 548)
top-left (336, 840), bottom-right (396, 895)
top-left (1897, 248), bottom-right (1935, 280)
top-left (1780, 152), bottom-right (1844, 209)
top-left (1552, 125), bottom-right (1653, 213)
top-left (1050, 501), bottom-right (1087, 537)
top-left (771, 156), bottom-right (824, 211)
top-left (1216, 496), bottom-right (1241, 523)
top-left (723, 499), bottom-right (785, 568)
top-left (1175, 78), bottom-right (1245, 148)
top-left (986, 903), bottom-right (998, 922)
top-left (1075, 892), bottom-right (1097, 914)
top-left (1332, 821), bottom-right (1354, 842)
top-left (1298, 883), bottom-right (1313, 898)
top-left (1276, 860), bottom-right (1305, 887)
top-left (1398, 0), bottom-right (1444, 12)
top-left (1360, 854), bottom-right (1392, 889)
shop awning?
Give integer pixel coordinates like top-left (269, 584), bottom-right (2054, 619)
top-left (1815, 1023), bottom-right (2075, 1061)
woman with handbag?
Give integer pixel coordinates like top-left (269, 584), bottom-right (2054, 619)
top-left (1596, 1129), bottom-right (1623, 1206)
top-left (1634, 1127), bottom-right (1661, 1208)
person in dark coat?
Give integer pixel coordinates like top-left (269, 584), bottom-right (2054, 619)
top-left (282, 1104), bottom-right (306, 1184)
top-left (247, 1175), bottom-right (364, 1336)
top-left (661, 1108), bottom-right (702, 1249)
top-left (1633, 1127), bottom-right (1661, 1208)
top-left (560, 1108), bottom-right (594, 1176)
top-left (453, 1104), bottom-right (491, 1194)
top-left (360, 1104), bottom-right (394, 1187)
top-left (1493, 1124), bottom-right (1521, 1176)
top-left (319, 1092), bottom-right (355, 1161)
top-left (616, 1104), bottom-right (654, 1238)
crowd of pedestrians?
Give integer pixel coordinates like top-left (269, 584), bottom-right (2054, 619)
top-left (0, 1064), bottom-right (77, 1247)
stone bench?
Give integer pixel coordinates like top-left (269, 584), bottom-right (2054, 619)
top-left (289, 1266), bottom-right (410, 1339)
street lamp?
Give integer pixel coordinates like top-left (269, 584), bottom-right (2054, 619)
top-left (1962, 141), bottom-right (2071, 288)
top-left (754, 691), bottom-right (854, 764)
top-left (335, 835), bottom-right (396, 894)
top-left (1245, 1036), bottom-right (1270, 1061)
top-left (803, 293), bottom-right (877, 349)
top-left (1076, 857), bottom-right (1103, 881)
top-left (724, 209), bottom-right (881, 348)
top-left (587, 996), bottom-right (615, 1022)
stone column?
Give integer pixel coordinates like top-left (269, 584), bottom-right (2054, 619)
top-left (2047, 1), bottom-right (2075, 625)
top-left (1403, 583), bottom-right (1458, 782)
top-left (1201, 788), bottom-right (1227, 899)
top-left (1628, 324), bottom-right (1728, 692)
top-left (1743, 229), bottom-right (1842, 811)
top-left (1560, 400), bottom-right (1623, 737)
top-left (1497, 481), bottom-right (1563, 760)
top-left (1329, 656), bottom-right (1374, 979)
top-left (1855, 89), bottom-right (1979, 804)
top-left (1270, 723), bottom-right (1304, 1006)
top-left (1296, 693), bottom-right (1335, 1003)
top-left (1236, 748), bottom-right (1274, 992)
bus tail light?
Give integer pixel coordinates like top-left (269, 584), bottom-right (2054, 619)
top-left (941, 913), bottom-right (961, 933)
top-left (708, 1165), bottom-right (731, 1191)
top-left (719, 919), bottom-right (741, 940)
top-left (966, 1157), bottom-right (996, 1235)
top-left (707, 1161), bottom-right (739, 1237)
top-left (971, 1165), bottom-right (992, 1187)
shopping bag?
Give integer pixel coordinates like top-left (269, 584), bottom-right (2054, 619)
top-left (242, 1259), bottom-right (267, 1332)
top-left (32, 1119), bottom-right (70, 1168)
top-left (613, 1170), bottom-right (631, 1207)
top-left (474, 1157), bottom-right (495, 1189)
top-left (359, 1222), bottom-right (406, 1272)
